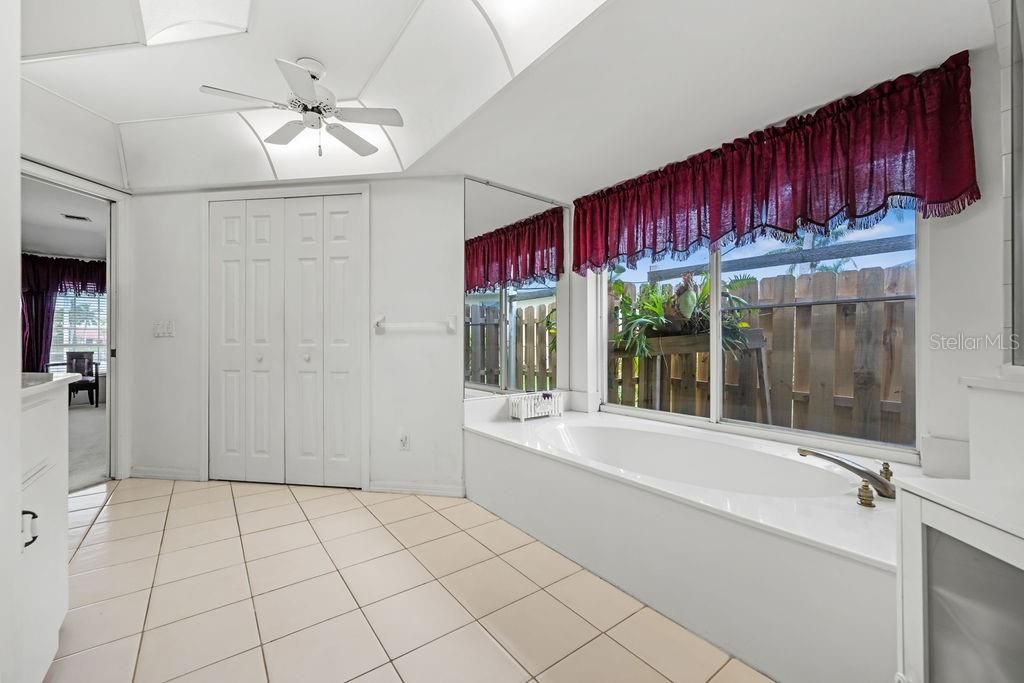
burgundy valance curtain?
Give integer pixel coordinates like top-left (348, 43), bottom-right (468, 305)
top-left (466, 206), bottom-right (564, 292)
top-left (573, 51), bottom-right (980, 274)
top-left (22, 254), bottom-right (107, 372)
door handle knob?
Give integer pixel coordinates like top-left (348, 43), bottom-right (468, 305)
top-left (256, 354), bottom-right (264, 363)
top-left (303, 353), bottom-right (311, 362)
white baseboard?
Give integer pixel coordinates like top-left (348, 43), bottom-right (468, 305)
top-left (129, 465), bottom-right (202, 481)
top-left (368, 480), bottom-right (465, 497)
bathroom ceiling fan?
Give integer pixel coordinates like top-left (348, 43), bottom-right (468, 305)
top-left (199, 57), bottom-right (403, 157)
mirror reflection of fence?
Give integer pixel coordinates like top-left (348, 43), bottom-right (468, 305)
top-left (464, 179), bottom-right (562, 394)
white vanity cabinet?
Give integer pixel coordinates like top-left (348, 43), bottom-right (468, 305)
top-left (897, 478), bottom-right (1024, 683)
top-left (19, 373), bottom-right (76, 683)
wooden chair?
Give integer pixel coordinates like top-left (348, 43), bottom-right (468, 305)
top-left (51, 352), bottom-right (100, 406)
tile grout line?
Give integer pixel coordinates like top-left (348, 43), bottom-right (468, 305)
top-left (291, 482), bottom-right (408, 683)
top-left (130, 481), bottom-right (172, 683)
top-left (67, 480), bottom-right (119, 563)
top-left (230, 482), bottom-right (273, 683)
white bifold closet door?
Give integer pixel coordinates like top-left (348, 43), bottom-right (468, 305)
top-left (210, 194), bottom-right (366, 487)
top-left (210, 199), bottom-right (286, 483)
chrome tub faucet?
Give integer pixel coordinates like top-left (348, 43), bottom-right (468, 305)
top-left (797, 448), bottom-right (895, 499)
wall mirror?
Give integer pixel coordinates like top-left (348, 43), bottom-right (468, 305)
top-left (464, 179), bottom-right (563, 396)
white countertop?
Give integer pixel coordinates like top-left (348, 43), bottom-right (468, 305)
top-left (21, 372), bottom-right (81, 399)
top-left (897, 476), bottom-right (1024, 540)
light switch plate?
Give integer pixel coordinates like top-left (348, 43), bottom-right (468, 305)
top-left (152, 320), bottom-right (176, 338)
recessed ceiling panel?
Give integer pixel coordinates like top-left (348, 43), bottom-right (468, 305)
top-left (22, 0), bottom-right (144, 60)
top-left (141, 0), bottom-right (251, 46)
top-left (22, 0), bottom-right (421, 122)
top-left (476, 0), bottom-right (607, 73)
top-left (361, 0), bottom-right (511, 167)
top-left (120, 113), bottom-right (275, 189)
top-left (241, 107), bottom-right (401, 179)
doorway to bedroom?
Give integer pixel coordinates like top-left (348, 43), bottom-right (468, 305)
top-left (21, 176), bottom-right (112, 492)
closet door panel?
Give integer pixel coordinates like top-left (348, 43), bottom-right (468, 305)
top-left (209, 200), bottom-right (246, 481)
top-left (284, 197), bottom-right (325, 485)
top-left (323, 194), bottom-right (368, 487)
top-left (244, 199), bottom-right (286, 483)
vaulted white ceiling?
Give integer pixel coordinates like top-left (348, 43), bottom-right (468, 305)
top-left (21, 0), bottom-right (607, 191)
top-left (411, 0), bottom-right (998, 202)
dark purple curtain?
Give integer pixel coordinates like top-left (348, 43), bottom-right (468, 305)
top-left (573, 51), bottom-right (980, 274)
top-left (21, 254), bottom-right (107, 372)
top-left (465, 207), bottom-right (564, 292)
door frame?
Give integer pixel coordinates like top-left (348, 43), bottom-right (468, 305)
top-left (200, 183), bottom-right (372, 489)
top-left (20, 159), bottom-right (131, 481)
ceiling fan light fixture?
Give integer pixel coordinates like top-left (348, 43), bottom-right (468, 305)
top-left (200, 56), bottom-right (403, 158)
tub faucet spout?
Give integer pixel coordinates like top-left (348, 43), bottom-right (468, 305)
top-left (797, 448), bottom-right (895, 499)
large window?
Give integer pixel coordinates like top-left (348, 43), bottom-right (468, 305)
top-left (50, 292), bottom-right (108, 371)
top-left (606, 211), bottom-right (916, 446)
top-left (465, 279), bottom-right (556, 392)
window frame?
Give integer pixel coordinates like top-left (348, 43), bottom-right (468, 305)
top-left (49, 290), bottom-right (109, 372)
top-left (598, 225), bottom-right (921, 466)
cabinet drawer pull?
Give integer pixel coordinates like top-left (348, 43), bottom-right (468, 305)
top-left (22, 510), bottom-right (39, 548)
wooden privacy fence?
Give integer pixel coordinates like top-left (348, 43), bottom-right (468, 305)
top-left (608, 264), bottom-right (916, 445)
top-left (465, 303), bottom-right (556, 391)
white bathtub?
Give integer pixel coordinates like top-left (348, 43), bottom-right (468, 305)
top-left (464, 410), bottom-right (913, 683)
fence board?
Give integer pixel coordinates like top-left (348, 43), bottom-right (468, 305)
top-left (808, 272), bottom-right (838, 434)
top-left (524, 306), bottom-right (537, 391)
top-left (484, 305), bottom-right (500, 386)
top-left (898, 266), bottom-right (916, 446)
top-left (536, 304), bottom-right (549, 391)
top-left (768, 275), bottom-right (795, 428)
top-left (853, 268), bottom-right (885, 441)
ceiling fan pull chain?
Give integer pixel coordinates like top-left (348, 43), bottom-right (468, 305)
top-left (318, 127), bottom-right (323, 157)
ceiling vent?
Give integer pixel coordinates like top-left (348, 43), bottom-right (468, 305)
top-left (61, 213), bottom-right (93, 222)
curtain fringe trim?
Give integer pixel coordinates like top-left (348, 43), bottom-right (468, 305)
top-left (574, 188), bottom-right (980, 275)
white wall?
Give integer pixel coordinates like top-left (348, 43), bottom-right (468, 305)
top-left (1, 4), bottom-right (22, 682)
top-left (125, 192), bottom-right (206, 479)
top-left (918, 46), bottom-right (1007, 474)
top-left (369, 178), bottom-right (465, 494)
top-left (125, 178), bottom-right (464, 492)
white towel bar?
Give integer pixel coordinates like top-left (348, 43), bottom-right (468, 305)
top-left (374, 314), bottom-right (457, 334)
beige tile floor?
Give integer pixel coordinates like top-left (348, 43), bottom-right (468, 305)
top-left (52, 478), bottom-right (775, 683)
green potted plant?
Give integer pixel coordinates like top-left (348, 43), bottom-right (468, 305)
top-left (611, 271), bottom-right (752, 359)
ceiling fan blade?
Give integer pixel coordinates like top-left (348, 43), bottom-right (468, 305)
top-left (326, 123), bottom-right (378, 156)
top-left (334, 107), bottom-right (404, 127)
top-left (275, 58), bottom-right (318, 104)
top-left (199, 85), bottom-right (287, 109)
top-left (264, 120), bottom-right (306, 145)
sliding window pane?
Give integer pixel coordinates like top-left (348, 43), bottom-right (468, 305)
top-left (607, 250), bottom-right (711, 416)
top-left (719, 211), bottom-right (916, 445)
